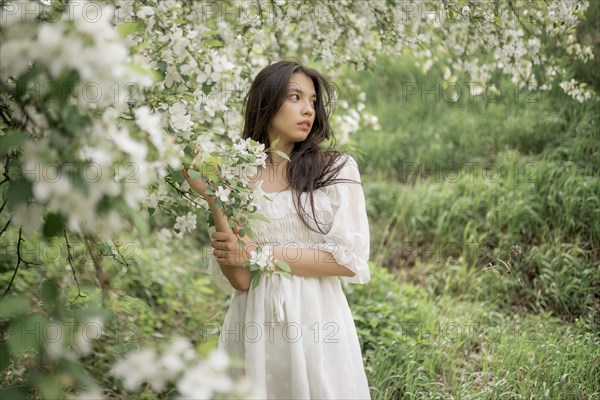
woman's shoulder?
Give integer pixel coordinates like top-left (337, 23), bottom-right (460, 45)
top-left (323, 151), bottom-right (357, 169)
top-left (322, 151), bottom-right (361, 183)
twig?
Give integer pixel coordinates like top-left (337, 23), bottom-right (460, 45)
top-left (0, 218), bottom-right (11, 240)
top-left (1, 154), bottom-right (11, 186)
top-left (64, 230), bottom-right (85, 303)
top-left (109, 238), bottom-right (131, 267)
top-left (508, 0), bottom-right (532, 37)
top-left (2, 228), bottom-right (41, 297)
top-left (83, 234), bottom-right (110, 292)
top-left (164, 175), bottom-right (209, 211)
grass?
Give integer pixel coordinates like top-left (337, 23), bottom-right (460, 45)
top-left (337, 26), bottom-right (600, 395)
top-left (347, 266), bottom-right (600, 399)
top-left (346, 52), bottom-right (599, 324)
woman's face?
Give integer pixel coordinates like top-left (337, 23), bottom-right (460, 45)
top-left (267, 72), bottom-right (317, 148)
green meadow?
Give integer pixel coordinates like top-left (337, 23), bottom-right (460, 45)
top-left (344, 47), bottom-right (599, 398)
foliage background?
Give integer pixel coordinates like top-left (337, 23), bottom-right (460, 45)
top-left (1, 0), bottom-right (599, 399)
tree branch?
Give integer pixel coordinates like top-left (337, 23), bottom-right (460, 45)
top-left (83, 234), bottom-right (110, 293)
top-left (164, 175), bottom-right (209, 211)
top-left (1, 154), bottom-right (11, 186)
top-left (2, 228), bottom-right (41, 297)
top-left (64, 230), bottom-right (86, 303)
top-left (0, 217), bottom-right (11, 240)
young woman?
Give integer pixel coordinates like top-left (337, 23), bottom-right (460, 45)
top-left (183, 60), bottom-right (371, 399)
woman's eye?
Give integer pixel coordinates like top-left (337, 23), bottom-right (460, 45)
top-left (289, 94), bottom-right (299, 101)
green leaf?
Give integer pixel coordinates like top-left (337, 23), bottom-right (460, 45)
top-left (187, 169), bottom-right (202, 180)
top-left (0, 296), bottom-right (31, 319)
top-left (40, 280), bottom-right (59, 307)
top-left (14, 64), bottom-right (43, 101)
top-left (127, 62), bottom-right (160, 81)
top-left (169, 169), bottom-right (182, 182)
top-left (204, 155), bottom-right (223, 166)
top-left (275, 260), bottom-right (291, 273)
top-left (48, 70), bottom-right (79, 106)
top-left (39, 376), bottom-right (63, 400)
top-left (205, 39), bottom-right (223, 48)
top-left (202, 82), bottom-right (213, 95)
top-left (0, 387), bottom-right (28, 400)
top-left (271, 137), bottom-right (280, 148)
top-left (252, 213), bottom-right (272, 223)
top-left (116, 21), bottom-right (145, 38)
top-left (274, 150), bottom-right (290, 161)
top-left (118, 202), bottom-right (149, 237)
top-left (200, 160), bottom-right (220, 184)
top-left (57, 358), bottom-right (97, 387)
top-left (278, 270), bottom-right (293, 280)
top-left (0, 131), bottom-right (27, 155)
top-left (184, 145), bottom-right (194, 159)
top-left (0, 342), bottom-right (10, 375)
top-left (42, 213), bottom-right (65, 238)
top-left (63, 105), bottom-right (91, 136)
top-left (6, 179), bottom-right (33, 212)
top-left (156, 60), bottom-right (168, 75)
top-left (251, 272), bottom-right (260, 289)
top-left (8, 313), bottom-right (47, 356)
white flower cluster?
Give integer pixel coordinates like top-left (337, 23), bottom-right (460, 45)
top-left (174, 211), bottom-right (197, 239)
top-left (249, 245), bottom-right (276, 274)
top-left (392, 0), bottom-right (595, 102)
top-left (111, 0), bottom-right (595, 241)
top-left (44, 316), bottom-right (106, 361)
top-left (111, 337), bottom-right (255, 399)
top-left (4, 0), bottom-right (594, 243)
top-left (187, 138), bottom-right (268, 219)
top-left (41, 316), bottom-right (107, 398)
top-left (559, 79), bottom-right (594, 103)
top-left (0, 1), bottom-right (152, 108)
top-left (332, 91), bottom-right (380, 144)
top-left (2, 0), bottom-right (183, 239)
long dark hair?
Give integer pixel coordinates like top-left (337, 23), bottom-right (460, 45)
top-left (242, 60), bottom-right (357, 233)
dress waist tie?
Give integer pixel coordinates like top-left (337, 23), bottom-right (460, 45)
top-left (268, 272), bottom-right (286, 323)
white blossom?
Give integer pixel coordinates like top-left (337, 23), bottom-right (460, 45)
top-left (174, 212), bottom-right (197, 234)
top-left (169, 102), bottom-right (193, 132)
top-left (10, 202), bottom-right (45, 235)
top-left (74, 387), bottom-right (105, 400)
top-left (249, 246), bottom-right (274, 271)
top-left (214, 186), bottom-right (231, 203)
top-left (111, 348), bottom-right (159, 391)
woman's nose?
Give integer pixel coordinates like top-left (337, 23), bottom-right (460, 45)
top-left (302, 101), bottom-right (314, 116)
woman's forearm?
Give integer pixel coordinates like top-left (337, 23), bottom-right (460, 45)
top-left (207, 197), bottom-right (233, 234)
top-left (272, 246), bottom-right (356, 278)
top-left (207, 198), bottom-right (252, 291)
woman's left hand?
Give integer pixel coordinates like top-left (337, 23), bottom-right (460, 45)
top-left (211, 226), bottom-right (256, 268)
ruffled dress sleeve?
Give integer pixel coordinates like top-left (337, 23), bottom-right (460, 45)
top-left (207, 225), bottom-right (235, 294)
top-left (318, 155), bottom-right (371, 284)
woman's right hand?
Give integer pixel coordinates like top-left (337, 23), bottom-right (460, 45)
top-left (182, 167), bottom-right (212, 198)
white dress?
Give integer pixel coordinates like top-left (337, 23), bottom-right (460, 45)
top-left (208, 154), bottom-right (371, 399)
